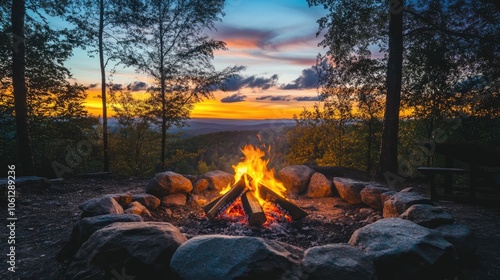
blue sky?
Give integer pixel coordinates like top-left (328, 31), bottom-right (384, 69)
top-left (65, 0), bottom-right (329, 119)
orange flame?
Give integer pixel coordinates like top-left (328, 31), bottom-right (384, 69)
top-left (220, 144), bottom-right (287, 204)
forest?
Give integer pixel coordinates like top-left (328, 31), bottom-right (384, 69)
top-left (1, 0), bottom-right (499, 186)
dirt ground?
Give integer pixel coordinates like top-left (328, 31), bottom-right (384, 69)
top-left (1, 176), bottom-right (499, 280)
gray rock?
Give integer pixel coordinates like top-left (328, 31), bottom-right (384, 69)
top-left (306, 172), bottom-right (335, 198)
top-left (349, 218), bottom-right (458, 280)
top-left (400, 204), bottom-right (454, 228)
top-left (360, 186), bottom-right (391, 210)
top-left (66, 222), bottom-right (187, 280)
top-left (57, 214), bottom-right (143, 262)
top-left (170, 235), bottom-right (303, 280)
top-left (383, 191), bottom-right (433, 218)
top-left (302, 244), bottom-right (377, 280)
top-left (131, 194), bottom-right (160, 209)
top-left (124, 201), bottom-right (151, 216)
top-left (278, 165), bottom-right (315, 195)
top-left (204, 170), bottom-right (234, 191)
top-left (79, 196), bottom-right (124, 217)
top-left (333, 177), bottom-right (367, 204)
top-left (193, 178), bottom-right (210, 193)
top-left (435, 224), bottom-right (477, 261)
top-left (161, 193), bottom-right (187, 207)
top-left (106, 193), bottom-right (132, 208)
top-left (146, 171), bottom-right (193, 197)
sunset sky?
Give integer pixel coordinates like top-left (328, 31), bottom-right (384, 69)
top-left (66, 0), bottom-right (328, 119)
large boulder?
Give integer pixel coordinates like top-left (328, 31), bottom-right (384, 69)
top-left (435, 224), bottom-right (477, 261)
top-left (278, 165), bottom-right (315, 196)
top-left (302, 244), bottom-right (377, 280)
top-left (146, 171), bottom-right (193, 197)
top-left (333, 177), bottom-right (367, 204)
top-left (170, 235), bottom-right (303, 280)
top-left (79, 196), bottom-right (124, 217)
top-left (131, 194), bottom-right (160, 210)
top-left (204, 170), bottom-right (234, 191)
top-left (383, 191), bottom-right (433, 218)
top-left (57, 214), bottom-right (143, 262)
top-left (400, 204), bottom-right (454, 228)
top-left (66, 222), bottom-right (187, 280)
top-left (306, 172), bottom-right (335, 198)
top-left (349, 218), bottom-right (458, 280)
top-left (360, 186), bottom-right (391, 210)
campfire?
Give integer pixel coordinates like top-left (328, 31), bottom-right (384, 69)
top-left (203, 145), bottom-right (308, 227)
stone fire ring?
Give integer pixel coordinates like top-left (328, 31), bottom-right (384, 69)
top-left (61, 165), bottom-right (476, 280)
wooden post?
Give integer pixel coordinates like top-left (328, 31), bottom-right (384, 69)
top-left (259, 184), bottom-right (308, 220)
top-left (205, 174), bottom-right (248, 220)
top-left (241, 190), bottom-right (267, 227)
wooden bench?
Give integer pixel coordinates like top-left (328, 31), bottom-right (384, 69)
top-left (417, 167), bottom-right (470, 201)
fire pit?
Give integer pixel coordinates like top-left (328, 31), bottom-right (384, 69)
top-left (202, 145), bottom-right (308, 227)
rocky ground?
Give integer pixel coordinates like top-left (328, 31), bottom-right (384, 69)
top-left (1, 176), bottom-right (499, 279)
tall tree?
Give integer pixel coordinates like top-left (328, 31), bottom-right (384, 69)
top-left (308, 0), bottom-right (499, 183)
top-left (123, 0), bottom-right (238, 170)
top-left (65, 0), bottom-right (142, 172)
top-left (1, 1), bottom-right (89, 176)
top-left (378, 0), bottom-right (404, 180)
top-left (11, 0), bottom-right (35, 175)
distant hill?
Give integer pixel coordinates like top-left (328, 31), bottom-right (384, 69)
top-left (107, 118), bottom-right (296, 136)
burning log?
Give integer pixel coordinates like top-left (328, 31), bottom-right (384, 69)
top-left (202, 195), bottom-right (222, 214)
top-left (241, 190), bottom-right (267, 227)
top-left (205, 174), bottom-right (248, 221)
top-left (259, 184), bottom-right (308, 220)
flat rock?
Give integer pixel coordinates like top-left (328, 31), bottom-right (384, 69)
top-left (306, 172), bottom-right (335, 198)
top-left (170, 235), bottom-right (303, 280)
top-left (204, 170), bottom-right (234, 191)
top-left (124, 201), bottom-right (151, 216)
top-left (106, 193), bottom-right (132, 208)
top-left (146, 171), bottom-right (193, 197)
top-left (400, 204), bottom-right (454, 228)
top-left (435, 224), bottom-right (477, 261)
top-left (360, 186), bottom-right (391, 210)
top-left (349, 218), bottom-right (458, 280)
top-left (57, 214), bottom-right (143, 262)
top-left (0, 176), bottom-right (50, 192)
top-left (79, 196), bottom-right (124, 217)
top-left (66, 222), bottom-right (187, 280)
top-left (333, 177), bottom-right (367, 204)
top-left (193, 178), bottom-right (210, 193)
top-left (278, 165), bottom-right (315, 195)
top-left (132, 194), bottom-right (160, 209)
top-left (302, 244), bottom-right (377, 280)
top-left (161, 193), bottom-right (187, 207)
top-left (381, 191), bottom-right (396, 202)
top-left (383, 191), bottom-right (433, 218)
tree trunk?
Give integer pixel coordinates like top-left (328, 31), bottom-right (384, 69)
top-left (377, 1), bottom-right (404, 182)
top-left (12, 0), bottom-right (35, 175)
top-left (159, 4), bottom-right (166, 170)
top-left (99, 0), bottom-right (109, 172)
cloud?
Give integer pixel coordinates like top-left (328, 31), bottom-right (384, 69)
top-left (111, 84), bottom-right (123, 90)
top-left (282, 66), bottom-right (319, 90)
top-left (127, 81), bottom-right (147, 91)
top-left (221, 73), bottom-right (279, 91)
top-left (220, 93), bottom-right (247, 103)
top-left (88, 83), bottom-right (98, 88)
top-left (293, 96), bottom-right (322, 101)
top-left (256, 95), bottom-right (291, 101)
